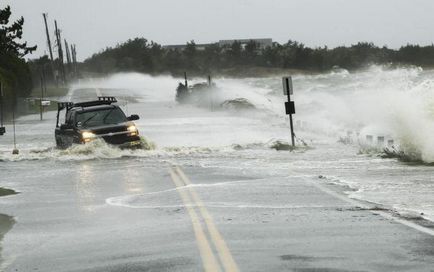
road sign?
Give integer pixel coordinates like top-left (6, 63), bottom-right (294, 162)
top-left (285, 101), bottom-right (295, 114)
top-left (282, 76), bottom-right (295, 147)
top-left (282, 76), bottom-right (293, 95)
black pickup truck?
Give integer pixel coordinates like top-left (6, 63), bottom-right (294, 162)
top-left (55, 97), bottom-right (141, 149)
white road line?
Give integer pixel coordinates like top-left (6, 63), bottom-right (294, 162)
top-left (303, 176), bottom-right (434, 237)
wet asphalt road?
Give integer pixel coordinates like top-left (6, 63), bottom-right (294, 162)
top-left (1, 85), bottom-right (434, 271)
top-left (1, 156), bottom-right (434, 272)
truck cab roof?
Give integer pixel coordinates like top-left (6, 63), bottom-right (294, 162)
top-left (56, 97), bottom-right (119, 128)
top-left (72, 104), bottom-right (117, 113)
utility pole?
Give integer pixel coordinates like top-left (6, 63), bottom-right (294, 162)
top-left (282, 76), bottom-right (296, 147)
top-left (42, 13), bottom-right (56, 81)
top-left (39, 67), bottom-right (46, 121)
top-left (64, 39), bottom-right (72, 72)
top-left (71, 44), bottom-right (76, 64)
top-left (0, 81), bottom-right (5, 136)
top-left (71, 44), bottom-right (78, 78)
top-left (54, 20), bottom-right (66, 85)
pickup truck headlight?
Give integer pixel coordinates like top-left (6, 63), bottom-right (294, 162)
top-left (127, 125), bottom-right (138, 136)
top-left (81, 131), bottom-right (96, 142)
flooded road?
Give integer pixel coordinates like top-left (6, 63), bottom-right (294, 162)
top-left (1, 67), bottom-right (434, 271)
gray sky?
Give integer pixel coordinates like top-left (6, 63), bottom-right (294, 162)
top-left (3, 0), bottom-right (434, 60)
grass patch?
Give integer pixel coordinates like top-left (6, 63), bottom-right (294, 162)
top-left (0, 188), bottom-right (17, 197)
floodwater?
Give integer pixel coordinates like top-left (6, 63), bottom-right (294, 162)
top-left (1, 65), bottom-right (434, 269)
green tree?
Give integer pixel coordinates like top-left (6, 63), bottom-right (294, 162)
top-left (202, 43), bottom-right (223, 72)
top-left (243, 40), bottom-right (259, 65)
top-left (0, 5), bottom-right (36, 57)
top-left (83, 37), bottom-right (434, 76)
top-left (225, 41), bottom-right (242, 66)
top-left (183, 40), bottom-right (198, 71)
top-left (0, 5), bottom-right (36, 113)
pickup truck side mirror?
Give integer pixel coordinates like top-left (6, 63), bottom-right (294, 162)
top-left (127, 114), bottom-right (140, 121)
top-left (60, 124), bottom-right (73, 130)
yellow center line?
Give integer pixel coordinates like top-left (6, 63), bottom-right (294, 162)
top-left (174, 166), bottom-right (240, 272)
top-left (169, 169), bottom-right (222, 272)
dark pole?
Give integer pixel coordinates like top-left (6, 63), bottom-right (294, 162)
top-left (0, 81), bottom-right (3, 126)
top-left (43, 13), bottom-right (56, 81)
top-left (73, 44), bottom-right (78, 78)
top-left (0, 81), bottom-right (4, 135)
top-left (43, 65), bottom-right (47, 96)
top-left (184, 72), bottom-right (188, 88)
top-left (54, 20), bottom-right (66, 85)
top-left (284, 77), bottom-right (295, 147)
top-left (40, 72), bottom-right (43, 121)
top-left (39, 66), bottom-right (47, 121)
top-left (71, 44), bottom-right (77, 78)
top-left (43, 14), bottom-right (54, 62)
top-left (12, 102), bottom-right (18, 154)
top-left (64, 39), bottom-right (72, 72)
top-left (287, 90), bottom-right (295, 147)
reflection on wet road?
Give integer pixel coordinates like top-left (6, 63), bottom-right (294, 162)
top-left (170, 165), bottom-right (239, 272)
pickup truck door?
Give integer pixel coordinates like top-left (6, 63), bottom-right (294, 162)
top-left (56, 111), bottom-right (76, 148)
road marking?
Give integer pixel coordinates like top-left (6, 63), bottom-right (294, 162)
top-left (302, 176), bottom-right (434, 237)
top-left (174, 166), bottom-right (240, 272)
top-left (169, 169), bottom-right (222, 272)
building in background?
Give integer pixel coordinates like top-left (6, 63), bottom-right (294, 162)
top-left (218, 38), bottom-right (272, 49)
top-left (163, 38), bottom-right (273, 51)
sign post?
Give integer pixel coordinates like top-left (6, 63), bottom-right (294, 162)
top-left (0, 80), bottom-right (5, 136)
top-left (12, 104), bottom-right (18, 155)
top-left (40, 73), bottom-right (44, 121)
top-left (282, 76), bottom-right (295, 147)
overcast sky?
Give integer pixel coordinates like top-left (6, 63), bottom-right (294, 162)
top-left (3, 0), bottom-right (434, 60)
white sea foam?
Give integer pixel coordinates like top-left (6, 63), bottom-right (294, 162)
top-left (3, 67), bottom-right (434, 223)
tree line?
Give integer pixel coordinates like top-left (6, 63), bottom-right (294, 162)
top-left (83, 38), bottom-right (434, 76)
top-left (0, 5), bottom-right (36, 115)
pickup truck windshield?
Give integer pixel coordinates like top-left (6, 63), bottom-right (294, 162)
top-left (76, 108), bottom-right (127, 128)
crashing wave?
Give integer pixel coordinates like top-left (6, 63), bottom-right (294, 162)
top-left (0, 136), bottom-right (156, 162)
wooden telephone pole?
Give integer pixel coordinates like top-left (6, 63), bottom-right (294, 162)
top-left (54, 20), bottom-right (66, 84)
top-left (42, 13), bottom-right (55, 77)
top-left (71, 44), bottom-right (78, 78)
top-left (64, 39), bottom-right (72, 70)
top-left (71, 44), bottom-right (77, 77)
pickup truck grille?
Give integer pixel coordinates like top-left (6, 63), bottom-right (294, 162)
top-left (102, 133), bottom-right (131, 145)
top-left (94, 126), bottom-right (126, 135)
